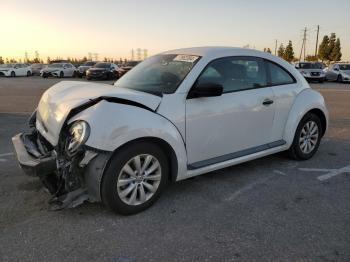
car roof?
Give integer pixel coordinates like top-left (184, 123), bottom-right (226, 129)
top-left (162, 46), bottom-right (269, 58)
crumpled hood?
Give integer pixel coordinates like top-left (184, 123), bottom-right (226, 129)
top-left (36, 81), bottom-right (162, 146)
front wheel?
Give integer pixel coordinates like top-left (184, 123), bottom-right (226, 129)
top-left (288, 113), bottom-right (322, 160)
top-left (59, 71), bottom-right (64, 78)
top-left (101, 142), bottom-right (168, 215)
top-left (11, 71), bottom-right (15, 77)
top-left (337, 74), bottom-right (343, 83)
top-left (27, 71), bottom-right (31, 77)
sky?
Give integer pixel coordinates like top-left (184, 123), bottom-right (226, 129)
top-left (1, 0), bottom-right (349, 61)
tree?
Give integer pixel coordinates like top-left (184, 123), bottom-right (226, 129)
top-left (47, 57), bottom-right (51, 64)
top-left (305, 55), bottom-right (318, 61)
top-left (277, 44), bottom-right (285, 58)
top-left (283, 40), bottom-right (294, 62)
top-left (0, 56), bottom-right (4, 64)
top-left (318, 35), bottom-right (330, 62)
top-left (330, 38), bottom-right (342, 62)
top-left (263, 48), bottom-right (272, 53)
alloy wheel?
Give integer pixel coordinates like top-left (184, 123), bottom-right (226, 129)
top-left (117, 154), bottom-right (162, 206)
top-left (299, 120), bottom-right (319, 154)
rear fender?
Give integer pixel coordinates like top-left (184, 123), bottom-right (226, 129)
top-left (283, 88), bottom-right (328, 146)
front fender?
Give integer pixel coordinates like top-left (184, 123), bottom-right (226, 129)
top-left (283, 88), bottom-right (329, 146)
top-left (68, 100), bottom-right (187, 180)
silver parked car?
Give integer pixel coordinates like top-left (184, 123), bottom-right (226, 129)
top-left (325, 63), bottom-right (350, 83)
top-left (77, 61), bottom-right (98, 77)
top-left (295, 62), bottom-right (325, 83)
top-left (30, 63), bottom-right (47, 76)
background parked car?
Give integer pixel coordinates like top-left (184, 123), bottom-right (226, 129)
top-left (40, 63), bottom-right (77, 78)
top-left (77, 61), bottom-right (98, 77)
top-left (325, 63), bottom-right (350, 83)
top-left (30, 63), bottom-right (47, 76)
top-left (295, 62), bottom-right (325, 83)
top-left (0, 63), bottom-right (32, 77)
top-left (86, 62), bottom-right (119, 80)
top-left (117, 61), bottom-right (139, 77)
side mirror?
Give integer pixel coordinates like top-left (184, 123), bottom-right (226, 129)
top-left (295, 65), bottom-right (299, 69)
top-left (188, 82), bottom-right (223, 99)
top-left (334, 68), bottom-right (339, 71)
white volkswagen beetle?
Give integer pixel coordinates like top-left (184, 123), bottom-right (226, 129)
top-left (12, 47), bottom-right (328, 215)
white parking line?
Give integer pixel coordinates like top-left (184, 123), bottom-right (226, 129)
top-left (317, 165), bottom-right (350, 181)
top-left (299, 165), bottom-right (350, 181)
top-left (0, 152), bottom-right (14, 157)
top-left (273, 170), bottom-right (287, 176)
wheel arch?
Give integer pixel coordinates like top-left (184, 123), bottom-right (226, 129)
top-left (106, 136), bottom-right (179, 183)
top-left (283, 88), bottom-right (329, 146)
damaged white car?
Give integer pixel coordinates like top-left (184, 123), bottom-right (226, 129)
top-left (12, 47), bottom-right (328, 215)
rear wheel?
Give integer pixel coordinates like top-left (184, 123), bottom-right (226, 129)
top-left (288, 113), bottom-right (322, 160)
top-left (101, 142), bottom-right (168, 215)
top-left (27, 71), bottom-right (31, 77)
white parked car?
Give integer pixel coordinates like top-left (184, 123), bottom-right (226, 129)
top-left (294, 62), bottom-right (325, 83)
top-left (12, 47), bottom-right (328, 215)
top-left (0, 63), bottom-right (32, 77)
top-left (40, 63), bottom-right (77, 78)
top-left (324, 63), bottom-right (350, 82)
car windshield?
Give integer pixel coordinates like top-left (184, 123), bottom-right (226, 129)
top-left (31, 64), bottom-right (43, 68)
top-left (299, 63), bottom-right (321, 69)
top-left (94, 62), bottom-right (110, 68)
top-left (114, 54), bottom-right (200, 95)
top-left (339, 64), bottom-right (350, 70)
top-left (48, 63), bottom-right (63, 68)
top-left (83, 61), bottom-right (96, 66)
top-left (124, 61), bottom-right (138, 67)
top-left (0, 64), bottom-right (14, 68)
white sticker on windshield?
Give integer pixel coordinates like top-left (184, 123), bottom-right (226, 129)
top-left (173, 55), bottom-right (199, 63)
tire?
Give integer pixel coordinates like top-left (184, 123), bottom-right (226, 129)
top-left (59, 71), bottom-right (64, 78)
top-left (72, 71), bottom-right (77, 78)
top-left (11, 71), bottom-right (15, 77)
top-left (27, 71), bottom-right (31, 77)
top-left (337, 74), bottom-right (343, 83)
top-left (86, 77), bottom-right (91, 81)
top-left (101, 142), bottom-right (169, 215)
top-left (288, 113), bottom-right (322, 160)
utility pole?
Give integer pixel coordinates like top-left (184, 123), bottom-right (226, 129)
top-left (274, 39), bottom-right (278, 55)
top-left (299, 27), bottom-right (307, 61)
top-left (315, 25), bottom-right (320, 57)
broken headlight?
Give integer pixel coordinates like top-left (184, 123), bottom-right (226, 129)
top-left (65, 121), bottom-right (90, 155)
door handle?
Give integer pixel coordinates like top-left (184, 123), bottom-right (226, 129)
top-left (262, 98), bottom-right (274, 106)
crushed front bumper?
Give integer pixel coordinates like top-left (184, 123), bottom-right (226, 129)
top-left (12, 133), bottom-right (56, 177)
top-left (12, 130), bottom-right (111, 209)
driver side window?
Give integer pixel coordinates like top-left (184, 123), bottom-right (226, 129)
top-left (197, 57), bottom-right (267, 93)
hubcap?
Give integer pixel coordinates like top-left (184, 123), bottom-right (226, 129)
top-left (117, 154), bottom-right (161, 206)
top-left (299, 121), bottom-right (319, 154)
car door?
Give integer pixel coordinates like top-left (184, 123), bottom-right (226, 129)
top-left (64, 64), bottom-right (73, 76)
top-left (185, 56), bottom-right (276, 167)
top-left (327, 65), bottom-right (338, 80)
top-left (14, 64), bottom-right (22, 76)
top-left (264, 60), bottom-right (298, 143)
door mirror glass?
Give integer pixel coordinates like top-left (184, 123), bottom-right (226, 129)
top-left (188, 82), bottom-right (223, 99)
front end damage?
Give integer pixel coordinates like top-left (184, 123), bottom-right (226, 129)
top-left (12, 112), bottom-right (111, 210)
